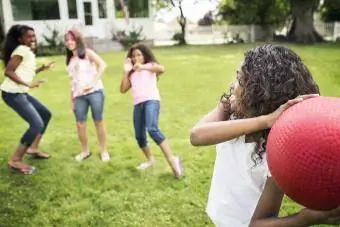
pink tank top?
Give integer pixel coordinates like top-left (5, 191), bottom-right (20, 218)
top-left (130, 63), bottom-right (160, 105)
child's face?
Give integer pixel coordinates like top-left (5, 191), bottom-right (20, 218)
top-left (19, 29), bottom-right (36, 49)
top-left (64, 33), bottom-right (76, 51)
top-left (230, 69), bottom-right (243, 111)
top-left (132, 49), bottom-right (145, 64)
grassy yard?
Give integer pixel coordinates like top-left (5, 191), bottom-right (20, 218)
top-left (0, 43), bottom-right (340, 227)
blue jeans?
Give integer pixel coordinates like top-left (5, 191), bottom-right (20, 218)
top-left (74, 89), bottom-right (105, 122)
top-left (133, 100), bottom-right (166, 148)
top-left (1, 91), bottom-right (52, 147)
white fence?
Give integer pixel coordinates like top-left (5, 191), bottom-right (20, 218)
top-left (154, 22), bottom-right (340, 46)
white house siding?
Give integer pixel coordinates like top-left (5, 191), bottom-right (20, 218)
top-left (1, 0), bottom-right (155, 44)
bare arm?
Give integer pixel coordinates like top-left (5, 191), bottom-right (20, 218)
top-left (4, 55), bottom-right (30, 86)
top-left (134, 62), bottom-right (165, 75)
top-left (87, 49), bottom-right (107, 84)
top-left (249, 178), bottom-right (340, 227)
top-left (190, 115), bottom-right (268, 146)
top-left (190, 94), bottom-right (319, 147)
top-left (146, 63), bottom-right (165, 74)
top-left (36, 61), bottom-right (55, 74)
top-left (248, 178), bottom-right (303, 227)
top-left (120, 72), bottom-right (131, 93)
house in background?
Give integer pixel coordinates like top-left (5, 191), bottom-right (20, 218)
top-left (0, 0), bottom-right (154, 51)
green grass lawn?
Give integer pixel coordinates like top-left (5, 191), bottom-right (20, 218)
top-left (0, 43), bottom-right (340, 227)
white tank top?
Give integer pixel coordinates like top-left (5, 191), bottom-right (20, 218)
top-left (206, 135), bottom-right (270, 227)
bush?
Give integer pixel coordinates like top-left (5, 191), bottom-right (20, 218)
top-left (36, 24), bottom-right (64, 56)
top-left (112, 26), bottom-right (145, 49)
top-left (172, 32), bottom-right (186, 45)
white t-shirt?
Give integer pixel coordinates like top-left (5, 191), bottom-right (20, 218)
top-left (206, 135), bottom-right (270, 227)
top-left (0, 45), bottom-right (36, 93)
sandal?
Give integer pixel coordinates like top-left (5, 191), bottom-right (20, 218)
top-left (27, 150), bottom-right (51, 159)
top-left (75, 151), bottom-right (92, 162)
top-left (8, 161), bottom-right (36, 175)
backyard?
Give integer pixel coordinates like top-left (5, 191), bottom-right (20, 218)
top-left (0, 44), bottom-right (340, 226)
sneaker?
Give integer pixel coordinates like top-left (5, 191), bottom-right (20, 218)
top-left (101, 152), bottom-right (110, 162)
top-left (173, 156), bottom-right (183, 179)
top-left (75, 151), bottom-right (92, 162)
top-left (136, 160), bottom-right (155, 170)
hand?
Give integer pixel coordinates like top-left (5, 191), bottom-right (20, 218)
top-left (123, 58), bottom-right (133, 72)
top-left (70, 99), bottom-right (75, 113)
top-left (41, 61), bottom-right (56, 71)
top-left (133, 63), bottom-right (145, 71)
top-left (28, 79), bottom-right (47, 88)
top-left (299, 206), bottom-right (340, 225)
top-left (82, 85), bottom-right (94, 94)
top-left (264, 94), bottom-right (319, 128)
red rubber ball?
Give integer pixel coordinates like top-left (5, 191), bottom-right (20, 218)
top-left (267, 96), bottom-right (340, 210)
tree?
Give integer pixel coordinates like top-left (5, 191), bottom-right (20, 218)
top-left (156, 0), bottom-right (187, 45)
top-left (219, 0), bottom-right (324, 43)
top-left (320, 0), bottom-right (340, 22)
top-left (218, 0), bottom-right (289, 27)
top-left (287, 0), bottom-right (323, 43)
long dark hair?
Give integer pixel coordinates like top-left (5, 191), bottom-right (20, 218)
top-left (2, 24), bottom-right (34, 66)
top-left (65, 30), bottom-right (86, 65)
top-left (126, 43), bottom-right (159, 76)
top-left (222, 44), bottom-right (320, 165)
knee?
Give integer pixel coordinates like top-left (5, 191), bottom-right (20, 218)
top-left (31, 120), bottom-right (44, 134)
top-left (76, 121), bottom-right (86, 128)
top-left (147, 127), bottom-right (164, 144)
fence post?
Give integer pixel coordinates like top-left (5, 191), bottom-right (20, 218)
top-left (334, 22), bottom-right (340, 41)
top-left (250, 24), bottom-right (255, 43)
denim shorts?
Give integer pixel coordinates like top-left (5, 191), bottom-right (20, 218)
top-left (74, 89), bottom-right (105, 122)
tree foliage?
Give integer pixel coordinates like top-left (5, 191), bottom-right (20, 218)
top-left (320, 0), bottom-right (340, 22)
top-left (218, 0), bottom-right (290, 27)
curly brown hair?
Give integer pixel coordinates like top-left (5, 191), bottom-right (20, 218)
top-left (224, 44), bottom-right (320, 165)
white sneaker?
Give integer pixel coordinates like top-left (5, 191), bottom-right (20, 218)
top-left (136, 160), bottom-right (155, 170)
top-left (101, 152), bottom-right (110, 162)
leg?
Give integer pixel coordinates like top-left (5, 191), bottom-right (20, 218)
top-left (74, 95), bottom-right (91, 161)
top-left (88, 90), bottom-right (109, 161)
top-left (133, 102), bottom-right (155, 170)
top-left (1, 92), bottom-right (44, 174)
top-left (145, 100), bottom-right (183, 179)
top-left (25, 94), bottom-right (52, 158)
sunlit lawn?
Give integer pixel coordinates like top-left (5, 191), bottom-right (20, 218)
top-left (1, 43), bottom-right (340, 226)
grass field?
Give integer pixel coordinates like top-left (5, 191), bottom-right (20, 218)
top-left (0, 43), bottom-right (340, 227)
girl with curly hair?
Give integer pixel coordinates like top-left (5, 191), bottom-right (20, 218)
top-left (190, 44), bottom-right (340, 226)
top-left (120, 43), bottom-right (183, 179)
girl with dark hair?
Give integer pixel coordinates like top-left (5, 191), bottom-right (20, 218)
top-left (190, 44), bottom-right (340, 226)
top-left (120, 43), bottom-right (183, 179)
top-left (0, 24), bottom-right (55, 174)
top-left (64, 30), bottom-right (109, 162)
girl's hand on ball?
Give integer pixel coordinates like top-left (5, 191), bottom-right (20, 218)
top-left (299, 206), bottom-right (340, 225)
top-left (265, 94), bottom-right (319, 128)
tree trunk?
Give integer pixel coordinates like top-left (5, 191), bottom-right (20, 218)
top-left (0, 0), bottom-right (5, 44)
top-left (178, 4), bottom-right (187, 45)
top-left (287, 0), bottom-right (323, 43)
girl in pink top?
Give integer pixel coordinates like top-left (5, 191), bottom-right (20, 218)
top-left (64, 30), bottom-right (110, 162)
top-left (120, 43), bottom-right (183, 179)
